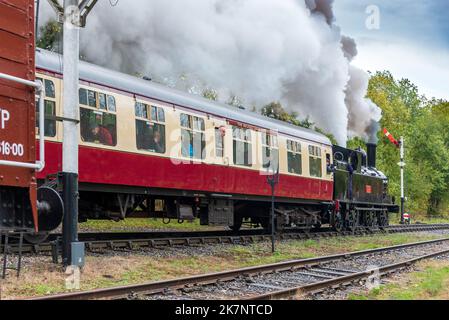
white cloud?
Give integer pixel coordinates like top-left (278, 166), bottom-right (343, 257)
top-left (353, 39), bottom-right (449, 100)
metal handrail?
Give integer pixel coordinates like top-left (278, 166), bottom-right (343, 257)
top-left (0, 72), bottom-right (45, 172)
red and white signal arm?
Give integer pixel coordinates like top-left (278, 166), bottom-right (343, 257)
top-left (383, 128), bottom-right (400, 148)
top-left (403, 213), bottom-right (410, 219)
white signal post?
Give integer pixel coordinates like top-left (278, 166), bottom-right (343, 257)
top-left (399, 137), bottom-right (406, 224)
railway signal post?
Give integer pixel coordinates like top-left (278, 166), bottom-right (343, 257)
top-left (47, 0), bottom-right (98, 266)
top-left (399, 137), bottom-right (406, 224)
top-left (384, 129), bottom-right (406, 224)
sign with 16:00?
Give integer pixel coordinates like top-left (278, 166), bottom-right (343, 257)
top-left (0, 140), bottom-right (24, 157)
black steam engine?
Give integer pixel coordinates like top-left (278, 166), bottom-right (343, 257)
top-left (329, 143), bottom-right (399, 231)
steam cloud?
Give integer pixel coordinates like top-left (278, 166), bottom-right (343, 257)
top-left (39, 0), bottom-right (381, 145)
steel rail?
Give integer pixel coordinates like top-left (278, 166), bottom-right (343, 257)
top-left (248, 247), bottom-right (449, 300)
top-left (3, 224), bottom-right (449, 255)
top-left (27, 237), bottom-right (449, 300)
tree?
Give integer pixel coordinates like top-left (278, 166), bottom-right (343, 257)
top-left (261, 102), bottom-right (337, 144)
top-left (367, 71), bottom-right (449, 216)
top-left (36, 20), bottom-right (62, 51)
top-left (202, 88), bottom-right (218, 101)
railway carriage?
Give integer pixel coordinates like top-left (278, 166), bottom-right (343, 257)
top-left (35, 49), bottom-right (336, 231)
top-left (32, 49), bottom-right (398, 237)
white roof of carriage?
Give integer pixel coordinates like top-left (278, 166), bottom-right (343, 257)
top-left (36, 49), bottom-right (331, 146)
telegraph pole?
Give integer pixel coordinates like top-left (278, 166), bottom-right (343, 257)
top-left (47, 0), bottom-right (98, 266)
top-left (61, 0), bottom-right (81, 267)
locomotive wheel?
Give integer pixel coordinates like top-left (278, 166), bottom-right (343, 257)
top-left (333, 212), bottom-right (344, 232)
top-left (378, 212), bottom-right (389, 227)
top-left (345, 211), bottom-right (358, 232)
top-left (24, 232), bottom-right (50, 244)
top-left (229, 216), bottom-right (243, 232)
top-left (364, 212), bottom-right (377, 229)
top-left (363, 212), bottom-right (372, 228)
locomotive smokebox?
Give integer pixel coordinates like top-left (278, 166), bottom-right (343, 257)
top-left (366, 143), bottom-right (377, 168)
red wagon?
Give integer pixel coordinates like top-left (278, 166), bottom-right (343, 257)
top-left (0, 0), bottom-right (44, 232)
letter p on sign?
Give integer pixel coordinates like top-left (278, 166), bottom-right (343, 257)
top-left (1, 108), bottom-right (10, 129)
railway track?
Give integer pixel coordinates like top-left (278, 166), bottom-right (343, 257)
top-left (28, 237), bottom-right (449, 300)
top-left (2, 223), bottom-right (449, 255)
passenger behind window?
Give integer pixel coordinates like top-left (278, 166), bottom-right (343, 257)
top-left (90, 123), bottom-right (113, 146)
top-left (151, 129), bottom-right (165, 154)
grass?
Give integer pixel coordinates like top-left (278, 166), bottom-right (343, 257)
top-left (1, 232), bottom-right (446, 299)
top-left (349, 261), bottom-right (449, 300)
top-left (78, 218), bottom-right (219, 232)
top-left (389, 213), bottom-right (449, 225)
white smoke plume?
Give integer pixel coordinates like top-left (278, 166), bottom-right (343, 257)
top-left (38, 0), bottom-right (381, 146)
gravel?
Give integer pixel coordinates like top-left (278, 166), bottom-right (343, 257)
top-left (140, 238), bottom-right (449, 300)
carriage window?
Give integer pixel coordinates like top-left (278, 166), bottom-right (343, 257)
top-left (135, 102), bottom-right (147, 118)
top-left (215, 128), bottom-right (224, 158)
top-left (309, 145), bottom-right (322, 178)
top-left (36, 100), bottom-right (57, 138)
top-left (80, 89), bottom-right (116, 111)
top-left (287, 140), bottom-right (302, 175)
top-left (157, 108), bottom-right (165, 122)
top-left (135, 102), bottom-right (166, 154)
top-left (44, 79), bottom-right (55, 98)
top-left (87, 90), bottom-right (96, 107)
top-left (150, 106), bottom-right (158, 121)
top-left (107, 95), bottom-right (116, 112)
top-left (79, 88), bottom-right (88, 105)
top-left (180, 114), bottom-right (205, 159)
top-left (80, 108), bottom-right (117, 146)
top-left (36, 78), bottom-right (57, 137)
top-left (233, 126), bottom-right (252, 167)
top-left (262, 133), bottom-right (279, 172)
top-left (99, 93), bottom-right (107, 110)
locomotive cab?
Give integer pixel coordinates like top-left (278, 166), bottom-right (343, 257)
top-left (331, 143), bottom-right (398, 231)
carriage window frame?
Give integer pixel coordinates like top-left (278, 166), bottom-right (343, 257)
top-left (180, 113), bottom-right (206, 160)
top-left (309, 145), bottom-right (323, 178)
top-left (232, 126), bottom-right (253, 167)
top-left (135, 102), bottom-right (166, 154)
top-left (262, 132), bottom-right (279, 172)
top-left (287, 140), bottom-right (302, 175)
top-left (79, 88), bottom-right (117, 147)
top-left (215, 127), bottom-right (225, 158)
top-left (44, 79), bottom-right (55, 98)
top-left (35, 77), bottom-right (57, 138)
top-left (79, 88), bottom-right (117, 112)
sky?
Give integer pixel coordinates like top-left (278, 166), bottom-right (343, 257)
top-left (334, 0), bottom-right (449, 100)
top-left (37, 0), bottom-right (449, 101)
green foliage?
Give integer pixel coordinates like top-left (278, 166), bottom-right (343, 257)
top-left (260, 102), bottom-right (337, 144)
top-left (36, 20), bottom-right (62, 51)
top-left (202, 88), bottom-right (219, 101)
top-left (366, 71), bottom-right (449, 215)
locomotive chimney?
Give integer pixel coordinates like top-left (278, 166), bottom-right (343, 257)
top-left (366, 143), bottom-right (377, 168)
